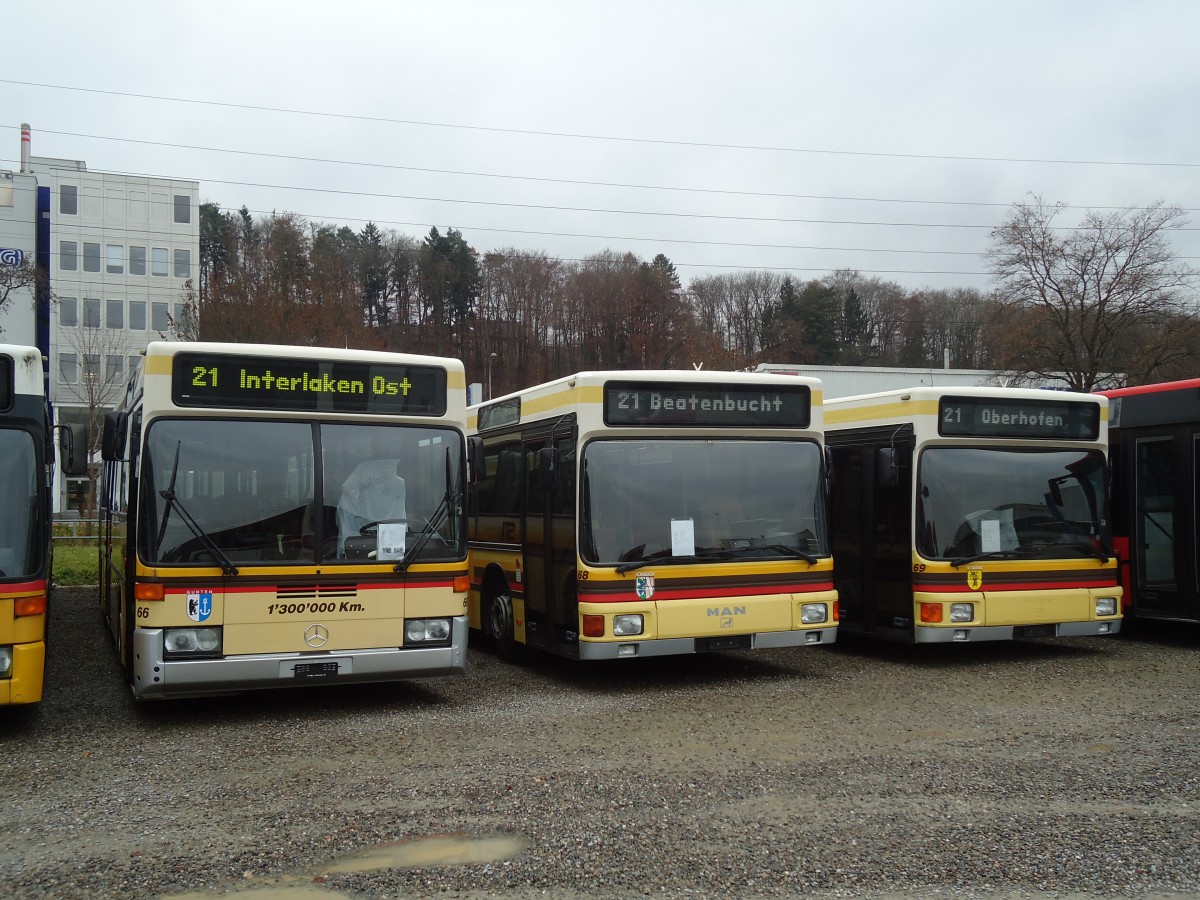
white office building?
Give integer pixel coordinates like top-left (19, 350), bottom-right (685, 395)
top-left (19, 124), bottom-right (199, 511)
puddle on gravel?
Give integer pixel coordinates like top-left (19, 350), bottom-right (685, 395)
top-left (160, 831), bottom-right (527, 898)
top-left (321, 831), bottom-right (528, 873)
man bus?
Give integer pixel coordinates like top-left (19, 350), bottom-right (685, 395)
top-left (825, 386), bottom-right (1121, 641)
top-left (468, 370), bottom-right (837, 660)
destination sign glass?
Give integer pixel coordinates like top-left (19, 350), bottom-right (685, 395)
top-left (938, 395), bottom-right (1099, 441)
top-left (477, 397), bottom-right (521, 432)
top-left (604, 380), bottom-right (810, 428)
top-left (172, 353), bottom-right (447, 416)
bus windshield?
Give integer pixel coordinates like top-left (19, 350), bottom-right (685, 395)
top-left (580, 439), bottom-right (826, 566)
top-left (140, 419), bottom-right (465, 566)
top-left (0, 429), bottom-right (38, 579)
top-left (917, 447), bottom-right (1109, 562)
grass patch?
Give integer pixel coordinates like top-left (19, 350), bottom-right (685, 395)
top-left (53, 542), bottom-right (99, 586)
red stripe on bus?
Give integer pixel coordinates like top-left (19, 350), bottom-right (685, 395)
top-left (917, 580), bottom-right (1118, 593)
top-left (0, 579), bottom-right (48, 595)
top-left (580, 582), bottom-right (835, 602)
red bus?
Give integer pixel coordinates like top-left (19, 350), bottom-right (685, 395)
top-left (1100, 379), bottom-right (1200, 623)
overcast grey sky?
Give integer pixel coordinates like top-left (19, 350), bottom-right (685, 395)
top-left (4, 0), bottom-right (1198, 292)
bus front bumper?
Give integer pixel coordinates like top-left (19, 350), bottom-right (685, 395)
top-left (914, 619), bottom-right (1121, 643)
top-left (129, 616), bottom-right (468, 699)
top-left (577, 626), bottom-right (835, 660)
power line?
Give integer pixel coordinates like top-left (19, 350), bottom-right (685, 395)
top-left (10, 124), bottom-right (1199, 214)
top-left (5, 78), bottom-right (1199, 169)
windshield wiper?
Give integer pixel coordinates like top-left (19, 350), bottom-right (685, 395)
top-left (615, 548), bottom-right (731, 574)
top-left (949, 549), bottom-right (1024, 568)
top-left (756, 543), bottom-right (820, 564)
top-left (156, 445), bottom-right (239, 576)
top-left (396, 447), bottom-right (457, 573)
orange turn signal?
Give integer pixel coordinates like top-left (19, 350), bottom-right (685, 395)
top-left (135, 582), bottom-right (166, 602)
top-left (15, 596), bottom-right (47, 617)
top-left (453, 575), bottom-right (471, 594)
top-left (832, 599), bottom-right (840, 622)
top-left (582, 614), bottom-right (605, 637)
top-left (919, 602), bottom-right (943, 623)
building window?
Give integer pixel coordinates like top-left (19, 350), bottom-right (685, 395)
top-left (60, 353), bottom-right (78, 384)
top-left (151, 301), bottom-right (169, 331)
top-left (173, 194), bottom-right (191, 224)
top-left (105, 189), bottom-right (125, 219)
top-left (173, 248), bottom-right (191, 278)
top-left (129, 245), bottom-right (147, 276)
top-left (83, 354), bottom-right (100, 383)
top-left (59, 297), bottom-right (78, 327)
top-left (60, 241), bottom-right (78, 271)
top-left (83, 242), bottom-right (101, 273)
top-left (82, 187), bottom-right (101, 218)
top-left (128, 355), bottom-right (141, 378)
top-left (106, 299), bottom-right (124, 329)
top-left (150, 192), bottom-right (168, 225)
top-left (106, 244), bottom-right (124, 274)
top-left (151, 247), bottom-right (168, 277)
top-left (106, 355), bottom-right (124, 384)
top-left (129, 300), bottom-right (146, 330)
top-left (128, 190), bottom-right (147, 224)
top-left (83, 298), bottom-right (101, 328)
top-left (60, 185), bottom-right (78, 215)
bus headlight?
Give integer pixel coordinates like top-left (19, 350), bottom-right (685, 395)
top-left (163, 628), bottom-right (223, 659)
top-left (800, 603), bottom-right (828, 625)
top-left (950, 603), bottom-right (974, 623)
top-left (1095, 597), bottom-right (1118, 617)
top-left (405, 618), bottom-right (452, 644)
top-left (613, 614), bottom-right (644, 636)
top-left (0, 646), bottom-right (12, 678)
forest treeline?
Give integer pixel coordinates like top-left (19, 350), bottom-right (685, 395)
top-left (189, 199), bottom-right (1200, 396)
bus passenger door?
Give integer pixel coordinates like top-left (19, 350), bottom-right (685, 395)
top-left (521, 428), bottom-right (579, 654)
top-left (521, 438), bottom-right (552, 650)
top-left (830, 441), bottom-right (913, 638)
top-left (1132, 431), bottom-right (1197, 621)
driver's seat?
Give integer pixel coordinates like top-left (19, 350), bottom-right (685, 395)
top-left (335, 459), bottom-right (406, 558)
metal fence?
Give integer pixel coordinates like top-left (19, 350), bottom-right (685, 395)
top-left (53, 514), bottom-right (101, 542)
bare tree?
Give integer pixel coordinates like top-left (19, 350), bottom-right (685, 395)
top-left (0, 256), bottom-right (41, 338)
top-left (60, 323), bottom-right (129, 516)
top-left (988, 196), bottom-right (1198, 390)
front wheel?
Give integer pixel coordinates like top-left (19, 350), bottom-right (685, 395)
top-left (488, 592), bottom-right (521, 662)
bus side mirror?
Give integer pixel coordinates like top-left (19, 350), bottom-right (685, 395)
top-left (60, 424), bottom-right (89, 477)
top-left (537, 447), bottom-right (559, 491)
top-left (101, 411), bottom-right (128, 462)
top-left (467, 436), bottom-right (483, 485)
top-left (877, 447), bottom-right (899, 488)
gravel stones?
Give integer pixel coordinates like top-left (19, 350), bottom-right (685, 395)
top-left (2, 589), bottom-right (1198, 900)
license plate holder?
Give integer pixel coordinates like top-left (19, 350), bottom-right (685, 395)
top-left (291, 661), bottom-right (341, 679)
top-left (1014, 624), bottom-right (1055, 639)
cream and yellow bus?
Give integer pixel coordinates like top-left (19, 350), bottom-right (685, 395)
top-left (468, 371), bottom-right (837, 660)
top-left (825, 386), bottom-right (1121, 642)
top-left (1, 345), bottom-right (86, 704)
top-left (99, 341), bottom-right (471, 699)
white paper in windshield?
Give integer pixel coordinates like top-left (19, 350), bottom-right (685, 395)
top-left (671, 518), bottom-right (696, 557)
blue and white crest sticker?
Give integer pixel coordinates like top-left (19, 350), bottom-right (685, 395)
top-left (187, 590), bottom-right (213, 622)
top-left (635, 574), bottom-right (655, 600)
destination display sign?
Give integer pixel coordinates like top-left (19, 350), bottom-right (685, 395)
top-left (604, 380), bottom-right (810, 428)
top-left (172, 353), bottom-right (447, 416)
top-left (938, 395), bottom-right (1099, 440)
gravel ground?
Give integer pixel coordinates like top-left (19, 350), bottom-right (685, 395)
top-left (1, 587), bottom-right (1198, 900)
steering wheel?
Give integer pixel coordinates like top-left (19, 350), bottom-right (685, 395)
top-left (359, 519), bottom-right (406, 536)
